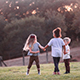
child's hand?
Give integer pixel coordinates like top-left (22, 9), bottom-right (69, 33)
top-left (64, 51), bottom-right (67, 54)
top-left (43, 48), bottom-right (46, 51)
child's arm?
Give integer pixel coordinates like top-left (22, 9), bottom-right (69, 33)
top-left (43, 45), bottom-right (49, 51)
top-left (29, 48), bottom-right (40, 54)
top-left (66, 49), bottom-right (70, 54)
top-left (63, 45), bottom-right (66, 54)
top-left (39, 45), bottom-right (44, 49)
top-left (39, 45), bottom-right (46, 51)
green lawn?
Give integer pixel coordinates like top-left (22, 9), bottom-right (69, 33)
top-left (0, 62), bottom-right (80, 80)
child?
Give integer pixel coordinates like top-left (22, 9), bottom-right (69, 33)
top-left (23, 34), bottom-right (45, 75)
top-left (43, 27), bottom-right (66, 75)
top-left (63, 37), bottom-right (71, 74)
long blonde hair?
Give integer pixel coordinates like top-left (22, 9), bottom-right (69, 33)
top-left (23, 34), bottom-right (37, 51)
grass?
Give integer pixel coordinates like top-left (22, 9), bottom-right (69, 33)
top-left (0, 62), bottom-right (80, 80)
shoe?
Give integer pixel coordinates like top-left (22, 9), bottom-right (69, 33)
top-left (57, 72), bottom-right (60, 75)
top-left (26, 72), bottom-right (29, 75)
top-left (38, 71), bottom-right (41, 75)
top-left (64, 72), bottom-right (70, 74)
top-left (53, 72), bottom-right (56, 75)
top-left (64, 72), bottom-right (68, 74)
top-left (26, 69), bottom-right (29, 75)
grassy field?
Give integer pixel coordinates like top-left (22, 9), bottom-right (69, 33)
top-left (0, 62), bottom-right (80, 80)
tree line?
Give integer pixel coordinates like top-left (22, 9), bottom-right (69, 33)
top-left (0, 0), bottom-right (80, 60)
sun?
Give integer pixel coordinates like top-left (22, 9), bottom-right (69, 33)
top-left (64, 5), bottom-right (73, 12)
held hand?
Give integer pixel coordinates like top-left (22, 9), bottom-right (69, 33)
top-left (43, 48), bottom-right (46, 51)
top-left (64, 51), bottom-right (67, 54)
top-left (43, 45), bottom-right (48, 51)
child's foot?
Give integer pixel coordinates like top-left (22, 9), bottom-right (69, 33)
top-left (26, 69), bottom-right (29, 75)
top-left (64, 72), bottom-right (70, 74)
top-left (57, 72), bottom-right (60, 75)
top-left (26, 72), bottom-right (29, 75)
top-left (53, 72), bottom-right (56, 75)
top-left (38, 71), bottom-right (41, 75)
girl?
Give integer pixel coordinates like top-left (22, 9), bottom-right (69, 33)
top-left (23, 34), bottom-right (44, 75)
top-left (63, 37), bottom-right (71, 74)
top-left (43, 27), bottom-right (66, 75)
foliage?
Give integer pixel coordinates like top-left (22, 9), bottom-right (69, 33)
top-left (71, 9), bottom-right (80, 40)
top-left (45, 10), bottom-right (66, 37)
top-left (2, 15), bottom-right (45, 59)
top-left (0, 0), bottom-right (80, 59)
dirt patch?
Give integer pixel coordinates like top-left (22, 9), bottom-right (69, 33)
top-left (2, 47), bottom-right (80, 67)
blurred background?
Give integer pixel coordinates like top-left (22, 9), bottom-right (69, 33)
top-left (0, 0), bottom-right (80, 60)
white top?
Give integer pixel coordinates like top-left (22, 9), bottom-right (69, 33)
top-left (63, 45), bottom-right (70, 59)
top-left (48, 38), bottom-right (65, 57)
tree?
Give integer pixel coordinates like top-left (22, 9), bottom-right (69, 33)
top-left (45, 10), bottom-right (67, 38)
top-left (0, 0), bottom-right (80, 60)
top-left (0, 15), bottom-right (7, 56)
top-left (3, 15), bottom-right (45, 60)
